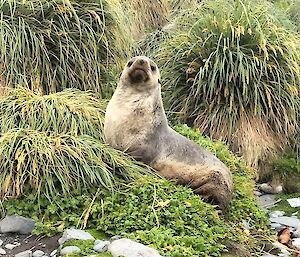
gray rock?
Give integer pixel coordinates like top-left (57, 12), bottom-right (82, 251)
top-left (292, 238), bottom-right (300, 249)
top-left (93, 240), bottom-right (110, 252)
top-left (60, 246), bottom-right (81, 256)
top-left (269, 216), bottom-right (300, 229)
top-left (260, 183), bottom-right (274, 194)
top-left (0, 248), bottom-right (6, 255)
top-left (32, 250), bottom-right (45, 257)
top-left (108, 238), bottom-right (163, 257)
top-left (15, 250), bottom-right (33, 257)
top-left (270, 223), bottom-right (282, 229)
top-left (294, 229), bottom-right (300, 238)
top-left (5, 243), bottom-right (18, 250)
top-left (259, 194), bottom-right (277, 209)
top-left (58, 229), bottom-right (94, 245)
top-left (254, 190), bottom-right (263, 196)
top-left (259, 183), bottom-right (283, 194)
top-left (0, 215), bottom-right (36, 234)
top-left (269, 211), bottom-right (285, 218)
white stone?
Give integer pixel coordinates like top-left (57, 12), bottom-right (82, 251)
top-left (0, 215), bottom-right (36, 234)
top-left (15, 250), bottom-right (33, 257)
top-left (0, 248), bottom-right (6, 255)
top-left (260, 183), bottom-right (273, 193)
top-left (33, 250), bottom-right (45, 257)
top-left (5, 243), bottom-right (18, 250)
top-left (269, 211), bottom-right (285, 218)
top-left (292, 238), bottom-right (300, 249)
top-left (274, 185), bottom-right (283, 194)
top-left (93, 240), bottom-right (110, 252)
top-left (108, 238), bottom-right (163, 257)
top-left (269, 216), bottom-right (300, 229)
top-left (60, 246), bottom-right (81, 256)
top-left (254, 190), bottom-right (263, 196)
top-left (287, 198), bottom-right (300, 207)
top-left (50, 249), bottom-right (57, 256)
top-left (58, 229), bottom-right (94, 245)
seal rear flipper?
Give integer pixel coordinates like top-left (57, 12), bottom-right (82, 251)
top-left (192, 171), bottom-right (233, 212)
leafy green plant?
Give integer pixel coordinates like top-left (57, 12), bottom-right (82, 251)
top-left (274, 151), bottom-right (300, 177)
top-left (156, 0), bottom-right (300, 170)
top-left (0, 0), bottom-right (131, 96)
top-left (2, 124), bottom-right (269, 257)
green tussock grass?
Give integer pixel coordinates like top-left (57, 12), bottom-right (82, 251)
top-left (0, 87), bottom-right (106, 139)
top-left (0, 87), bottom-right (151, 199)
top-left (155, 0), bottom-right (300, 169)
top-left (0, 0), bottom-right (132, 96)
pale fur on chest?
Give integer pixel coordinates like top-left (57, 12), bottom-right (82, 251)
top-left (104, 87), bottom-right (158, 151)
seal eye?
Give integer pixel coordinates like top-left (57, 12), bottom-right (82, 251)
top-left (127, 61), bottom-right (133, 67)
top-left (150, 65), bottom-right (156, 72)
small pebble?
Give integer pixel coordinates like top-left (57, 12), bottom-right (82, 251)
top-left (15, 250), bottom-right (33, 257)
top-left (93, 240), bottom-right (110, 252)
top-left (5, 243), bottom-right (18, 250)
top-left (33, 250), bottom-right (45, 257)
top-left (254, 190), bottom-right (263, 196)
top-left (50, 249), bottom-right (57, 256)
top-left (0, 240), bottom-right (2, 246)
top-left (60, 246), bottom-right (80, 256)
top-left (269, 211), bottom-right (285, 218)
top-left (293, 238), bottom-right (300, 249)
top-left (0, 248), bottom-right (6, 255)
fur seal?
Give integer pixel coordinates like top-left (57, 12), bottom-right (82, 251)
top-left (104, 56), bottom-right (233, 210)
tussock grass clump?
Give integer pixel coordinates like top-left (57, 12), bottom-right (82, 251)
top-left (120, 0), bottom-right (200, 40)
top-left (157, 0), bottom-right (300, 170)
top-left (0, 87), bottom-right (106, 139)
top-left (0, 88), bottom-right (151, 199)
top-left (0, 128), bottom-right (150, 199)
top-left (0, 0), bottom-right (132, 96)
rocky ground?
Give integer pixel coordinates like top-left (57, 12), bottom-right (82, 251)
top-left (1, 184), bottom-right (300, 257)
top-left (258, 184), bottom-right (300, 257)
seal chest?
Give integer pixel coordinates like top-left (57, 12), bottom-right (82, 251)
top-left (104, 56), bottom-right (233, 211)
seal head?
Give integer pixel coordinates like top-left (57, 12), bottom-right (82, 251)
top-left (120, 56), bottom-right (161, 91)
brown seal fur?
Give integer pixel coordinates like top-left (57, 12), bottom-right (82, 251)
top-left (104, 56), bottom-right (233, 210)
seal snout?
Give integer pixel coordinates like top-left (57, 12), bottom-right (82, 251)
top-left (128, 57), bottom-right (150, 84)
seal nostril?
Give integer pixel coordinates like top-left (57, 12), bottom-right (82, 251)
top-left (127, 61), bottom-right (133, 67)
top-left (140, 59), bottom-right (145, 65)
